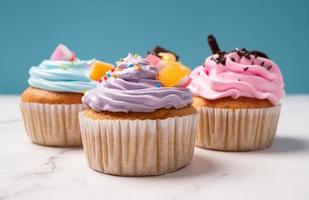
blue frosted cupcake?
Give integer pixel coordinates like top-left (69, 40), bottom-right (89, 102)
top-left (20, 44), bottom-right (96, 147)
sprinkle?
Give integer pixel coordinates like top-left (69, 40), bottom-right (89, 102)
top-left (106, 72), bottom-right (111, 78)
top-left (134, 54), bottom-right (139, 57)
top-left (103, 76), bottom-right (107, 80)
top-left (128, 64), bottom-right (134, 68)
top-left (244, 67), bottom-right (249, 71)
top-left (261, 61), bottom-right (265, 66)
top-left (231, 58), bottom-right (236, 62)
top-left (156, 83), bottom-right (161, 88)
top-left (60, 64), bottom-right (67, 70)
top-left (111, 68), bottom-right (115, 72)
top-left (98, 79), bottom-right (102, 83)
top-left (134, 65), bottom-right (141, 70)
top-left (112, 74), bottom-right (118, 79)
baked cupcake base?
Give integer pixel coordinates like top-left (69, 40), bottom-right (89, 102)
top-left (79, 106), bottom-right (199, 176)
top-left (193, 97), bottom-right (281, 151)
top-left (20, 87), bottom-right (84, 147)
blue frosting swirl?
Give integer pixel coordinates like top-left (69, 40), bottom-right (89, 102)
top-left (28, 60), bottom-right (96, 93)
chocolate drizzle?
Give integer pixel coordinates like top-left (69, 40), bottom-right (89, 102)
top-left (148, 46), bottom-right (179, 61)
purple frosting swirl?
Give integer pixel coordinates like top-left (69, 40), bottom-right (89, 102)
top-left (82, 53), bottom-right (192, 113)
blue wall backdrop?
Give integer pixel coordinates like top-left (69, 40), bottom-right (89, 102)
top-left (0, 0), bottom-right (308, 94)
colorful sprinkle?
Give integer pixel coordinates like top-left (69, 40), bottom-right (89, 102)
top-left (112, 74), bottom-right (118, 79)
top-left (134, 64), bottom-right (141, 70)
top-left (103, 76), bottom-right (107, 80)
top-left (128, 64), bottom-right (134, 68)
top-left (156, 83), bottom-right (161, 88)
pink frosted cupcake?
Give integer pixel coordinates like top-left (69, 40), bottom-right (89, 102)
top-left (188, 35), bottom-right (285, 151)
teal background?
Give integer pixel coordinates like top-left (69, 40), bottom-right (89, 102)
top-left (0, 0), bottom-right (308, 94)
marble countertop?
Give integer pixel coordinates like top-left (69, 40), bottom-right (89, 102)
top-left (0, 95), bottom-right (308, 200)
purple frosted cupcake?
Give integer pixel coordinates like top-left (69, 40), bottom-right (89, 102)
top-left (79, 53), bottom-right (199, 176)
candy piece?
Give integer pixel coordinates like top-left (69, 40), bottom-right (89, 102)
top-left (90, 61), bottom-right (114, 81)
top-left (50, 44), bottom-right (76, 61)
top-left (158, 62), bottom-right (191, 87)
top-left (145, 54), bottom-right (161, 66)
top-left (158, 52), bottom-right (177, 64)
top-left (148, 46), bottom-right (179, 61)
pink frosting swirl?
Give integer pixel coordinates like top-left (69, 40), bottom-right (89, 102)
top-left (188, 51), bottom-right (285, 105)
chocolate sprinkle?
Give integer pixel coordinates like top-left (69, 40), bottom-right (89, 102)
top-left (208, 34), bottom-right (221, 54)
top-left (206, 36), bottom-right (271, 71)
top-left (213, 51), bottom-right (226, 65)
top-left (250, 50), bottom-right (269, 58)
top-left (148, 46), bottom-right (179, 61)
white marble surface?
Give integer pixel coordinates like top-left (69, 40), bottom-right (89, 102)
top-left (0, 95), bottom-right (309, 200)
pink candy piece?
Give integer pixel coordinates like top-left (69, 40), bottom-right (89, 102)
top-left (145, 54), bottom-right (161, 66)
top-left (50, 44), bottom-right (76, 61)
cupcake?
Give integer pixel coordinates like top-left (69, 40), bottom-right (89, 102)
top-left (20, 44), bottom-right (96, 147)
top-left (79, 53), bottom-right (198, 176)
top-left (188, 35), bottom-right (285, 151)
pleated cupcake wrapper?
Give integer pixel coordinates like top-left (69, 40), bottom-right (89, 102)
top-left (20, 102), bottom-right (83, 147)
top-left (195, 105), bottom-right (281, 151)
top-left (79, 112), bottom-right (199, 176)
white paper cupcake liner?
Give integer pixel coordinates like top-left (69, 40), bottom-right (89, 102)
top-left (79, 112), bottom-right (199, 176)
top-left (195, 105), bottom-right (281, 151)
top-left (20, 102), bottom-right (83, 147)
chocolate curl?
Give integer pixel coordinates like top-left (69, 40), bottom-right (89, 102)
top-left (148, 46), bottom-right (179, 61)
top-left (207, 34), bottom-right (221, 54)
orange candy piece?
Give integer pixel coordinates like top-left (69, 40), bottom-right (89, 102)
top-left (90, 61), bottom-right (114, 81)
top-left (158, 62), bottom-right (191, 87)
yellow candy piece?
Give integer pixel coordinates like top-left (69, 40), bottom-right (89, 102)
top-left (90, 61), bottom-right (114, 81)
top-left (158, 52), bottom-right (177, 64)
top-left (158, 62), bottom-right (191, 87)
